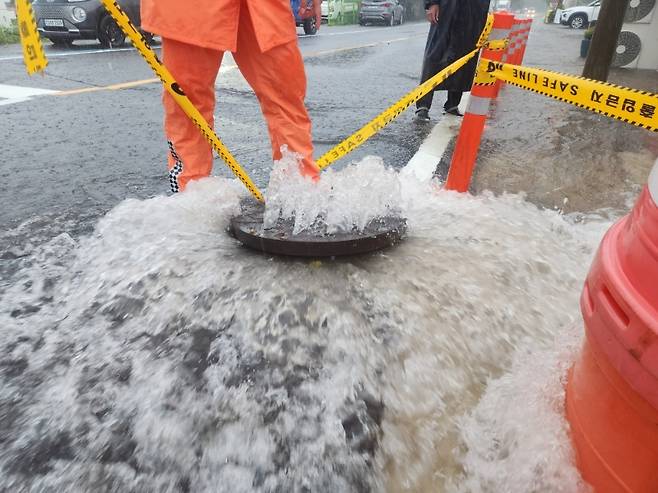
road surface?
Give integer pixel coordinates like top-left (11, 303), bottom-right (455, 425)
top-left (1, 23), bottom-right (434, 228)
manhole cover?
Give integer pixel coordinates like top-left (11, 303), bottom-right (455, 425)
top-left (229, 199), bottom-right (407, 257)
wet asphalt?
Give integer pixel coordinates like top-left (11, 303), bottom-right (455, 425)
top-left (1, 22), bottom-right (435, 229)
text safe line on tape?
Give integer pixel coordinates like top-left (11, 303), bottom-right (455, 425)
top-left (483, 59), bottom-right (658, 132)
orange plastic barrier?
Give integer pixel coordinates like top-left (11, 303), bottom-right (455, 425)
top-left (444, 12), bottom-right (515, 193)
top-left (566, 161), bottom-right (658, 492)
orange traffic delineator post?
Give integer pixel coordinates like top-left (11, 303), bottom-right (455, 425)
top-left (514, 19), bottom-right (533, 66)
top-left (498, 17), bottom-right (532, 93)
top-left (444, 11), bottom-right (515, 193)
top-left (566, 159), bottom-right (658, 492)
top-left (496, 16), bottom-right (520, 94)
top-left (504, 17), bottom-right (521, 64)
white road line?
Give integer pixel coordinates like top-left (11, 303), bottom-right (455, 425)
top-left (0, 83), bottom-right (59, 106)
top-left (301, 27), bottom-right (418, 38)
top-left (300, 29), bottom-right (365, 37)
top-left (0, 45), bottom-right (161, 62)
top-left (0, 64), bottom-right (236, 102)
top-left (0, 84), bottom-right (59, 98)
top-left (0, 28), bottom-right (424, 62)
top-left (0, 97), bottom-right (31, 106)
top-left (402, 93), bottom-right (470, 181)
top-left (0, 30), bottom-right (422, 106)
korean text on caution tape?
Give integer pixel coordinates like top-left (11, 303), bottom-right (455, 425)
top-left (99, 0), bottom-right (264, 202)
top-left (483, 59), bottom-right (658, 132)
top-left (15, 0), bottom-right (47, 75)
top-left (317, 14), bottom-right (495, 169)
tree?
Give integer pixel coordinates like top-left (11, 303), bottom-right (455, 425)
top-left (582, 0), bottom-right (630, 81)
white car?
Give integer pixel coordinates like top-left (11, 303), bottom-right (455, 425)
top-left (494, 0), bottom-right (511, 11)
top-left (321, 0), bottom-right (328, 23)
top-left (560, 0), bottom-right (600, 29)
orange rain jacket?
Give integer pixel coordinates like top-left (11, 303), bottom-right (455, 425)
top-left (141, 0), bottom-right (298, 53)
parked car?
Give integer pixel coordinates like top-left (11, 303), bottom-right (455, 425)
top-left (328, 0), bottom-right (360, 25)
top-left (358, 0), bottom-right (404, 26)
top-left (560, 0), bottom-right (600, 28)
top-left (291, 0), bottom-right (318, 34)
top-left (321, 0), bottom-right (328, 23)
top-left (493, 0), bottom-right (511, 11)
top-left (33, 0), bottom-right (150, 48)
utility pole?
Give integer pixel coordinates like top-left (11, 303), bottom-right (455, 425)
top-left (582, 0), bottom-right (630, 81)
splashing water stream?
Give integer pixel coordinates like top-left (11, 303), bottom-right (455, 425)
top-left (0, 156), bottom-right (611, 492)
top-left (264, 153), bottom-right (403, 235)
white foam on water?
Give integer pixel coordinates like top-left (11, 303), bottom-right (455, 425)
top-left (447, 323), bottom-right (590, 493)
top-left (264, 151), bottom-right (403, 234)
top-left (0, 159), bottom-right (615, 492)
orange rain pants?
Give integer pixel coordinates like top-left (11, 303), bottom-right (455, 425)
top-left (142, 1), bottom-right (316, 192)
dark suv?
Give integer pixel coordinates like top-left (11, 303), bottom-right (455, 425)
top-left (33, 0), bottom-right (150, 48)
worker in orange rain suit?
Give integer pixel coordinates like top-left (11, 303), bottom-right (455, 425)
top-left (141, 0), bottom-right (321, 192)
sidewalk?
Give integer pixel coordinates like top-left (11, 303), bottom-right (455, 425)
top-left (444, 20), bottom-right (658, 214)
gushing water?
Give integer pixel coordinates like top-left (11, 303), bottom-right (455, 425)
top-left (264, 152), bottom-right (402, 234)
top-left (0, 157), bottom-right (611, 492)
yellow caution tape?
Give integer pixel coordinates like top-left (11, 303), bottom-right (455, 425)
top-left (483, 59), bottom-right (658, 132)
top-left (472, 15), bottom-right (502, 86)
top-left (474, 57), bottom-right (498, 86)
top-left (485, 39), bottom-right (509, 52)
top-left (476, 14), bottom-right (495, 48)
top-left (15, 0), bottom-right (47, 75)
top-left (317, 15), bottom-right (495, 169)
top-left (316, 47), bottom-right (480, 169)
top-left (99, 0), bottom-right (264, 202)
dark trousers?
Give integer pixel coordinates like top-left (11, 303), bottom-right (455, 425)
top-left (416, 52), bottom-right (464, 112)
top-left (416, 89), bottom-right (463, 112)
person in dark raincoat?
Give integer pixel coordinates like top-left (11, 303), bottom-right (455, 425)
top-left (414, 0), bottom-right (490, 121)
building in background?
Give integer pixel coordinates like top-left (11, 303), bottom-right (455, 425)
top-left (1, 1), bottom-right (16, 28)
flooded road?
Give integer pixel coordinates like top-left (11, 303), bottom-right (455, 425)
top-left (1, 160), bottom-right (610, 491)
top-left (3, 14), bottom-right (656, 493)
